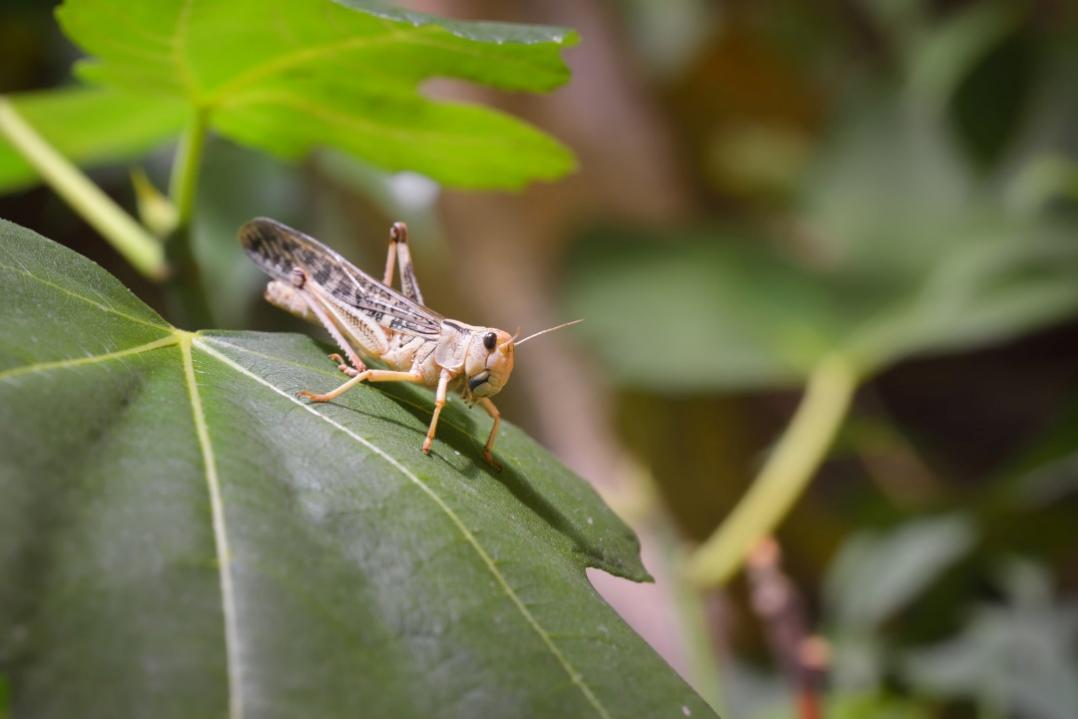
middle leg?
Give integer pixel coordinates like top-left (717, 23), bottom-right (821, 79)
top-left (478, 398), bottom-right (502, 470)
top-left (298, 368), bottom-right (423, 403)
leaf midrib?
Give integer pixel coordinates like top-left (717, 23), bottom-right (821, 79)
top-left (90, 6), bottom-right (565, 107)
top-left (221, 89), bottom-right (550, 155)
top-left (180, 333), bottom-right (243, 719)
top-left (0, 335), bottom-right (177, 381)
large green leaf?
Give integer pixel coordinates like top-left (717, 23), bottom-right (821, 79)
top-left (0, 218), bottom-right (713, 718)
top-left (41, 0), bottom-right (577, 189)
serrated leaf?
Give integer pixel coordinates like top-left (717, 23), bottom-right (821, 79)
top-left (51, 0), bottom-right (577, 188)
top-left (0, 218), bottom-right (713, 717)
top-left (0, 87), bottom-right (187, 193)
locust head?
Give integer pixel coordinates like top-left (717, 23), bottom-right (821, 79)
top-left (462, 319), bottom-right (584, 401)
top-left (464, 329), bottom-right (515, 400)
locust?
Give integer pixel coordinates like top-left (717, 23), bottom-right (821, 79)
top-left (239, 218), bottom-right (579, 468)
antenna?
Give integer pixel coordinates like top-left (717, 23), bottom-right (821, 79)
top-left (515, 319), bottom-right (584, 346)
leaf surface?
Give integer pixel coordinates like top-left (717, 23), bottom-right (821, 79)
top-left (0, 219), bottom-right (712, 718)
top-left (49, 0), bottom-right (577, 188)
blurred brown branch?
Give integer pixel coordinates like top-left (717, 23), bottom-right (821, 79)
top-left (747, 538), bottom-right (828, 719)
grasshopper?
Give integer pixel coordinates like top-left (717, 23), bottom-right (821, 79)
top-left (239, 218), bottom-right (579, 468)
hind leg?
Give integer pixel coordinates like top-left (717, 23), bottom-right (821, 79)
top-left (382, 222), bottom-right (425, 305)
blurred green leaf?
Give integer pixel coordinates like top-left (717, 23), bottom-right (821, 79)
top-left (0, 219), bottom-right (714, 717)
top-left (564, 229), bottom-right (845, 391)
top-left (823, 693), bottom-right (930, 719)
top-left (901, 561), bottom-right (1078, 719)
top-left (193, 140), bottom-right (309, 329)
top-left (751, 692), bottom-right (930, 719)
top-left (823, 514), bottom-right (975, 632)
top-left (0, 87), bottom-right (186, 193)
top-left (49, 0), bottom-right (576, 189)
top-left (906, 0), bottom-right (1021, 110)
top-left (564, 105), bottom-right (1078, 391)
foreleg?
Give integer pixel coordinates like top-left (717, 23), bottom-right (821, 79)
top-left (421, 369), bottom-right (451, 455)
top-left (478, 398), bottom-right (502, 470)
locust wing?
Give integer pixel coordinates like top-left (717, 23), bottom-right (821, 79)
top-left (239, 217), bottom-right (442, 337)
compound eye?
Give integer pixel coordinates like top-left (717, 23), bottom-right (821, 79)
top-left (483, 332), bottom-right (497, 351)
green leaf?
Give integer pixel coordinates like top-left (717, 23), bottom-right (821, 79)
top-left (0, 218), bottom-right (712, 718)
top-left (0, 87), bottom-right (187, 193)
top-left (900, 561), bottom-right (1078, 719)
top-left (563, 228), bottom-right (851, 391)
top-left (52, 0), bottom-right (578, 188)
top-left (823, 515), bottom-right (975, 632)
top-left (750, 691), bottom-right (930, 719)
top-left (564, 106), bottom-right (1078, 391)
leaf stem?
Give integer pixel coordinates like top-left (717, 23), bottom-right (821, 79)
top-left (169, 108), bottom-right (208, 225)
top-left (163, 109), bottom-right (213, 328)
top-left (685, 354), bottom-right (859, 587)
top-left (0, 97), bottom-right (166, 279)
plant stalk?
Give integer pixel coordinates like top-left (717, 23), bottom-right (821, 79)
top-left (164, 109), bottom-right (212, 329)
top-left (169, 109), bottom-right (208, 226)
top-left (685, 354), bottom-right (859, 587)
top-left (0, 97), bottom-right (166, 279)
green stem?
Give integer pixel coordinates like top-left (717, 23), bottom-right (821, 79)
top-left (163, 110), bottom-right (212, 329)
top-left (169, 109), bottom-right (208, 225)
top-left (685, 354), bottom-right (859, 587)
top-left (0, 97), bottom-right (166, 279)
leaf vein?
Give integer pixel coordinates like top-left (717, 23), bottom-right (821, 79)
top-left (196, 335), bottom-right (484, 454)
top-left (181, 334), bottom-right (243, 719)
top-left (226, 89), bottom-right (528, 148)
top-left (171, 0), bottom-right (200, 100)
top-left (0, 259), bottom-right (172, 331)
top-left (205, 34), bottom-right (400, 103)
top-left (0, 335), bottom-right (178, 381)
